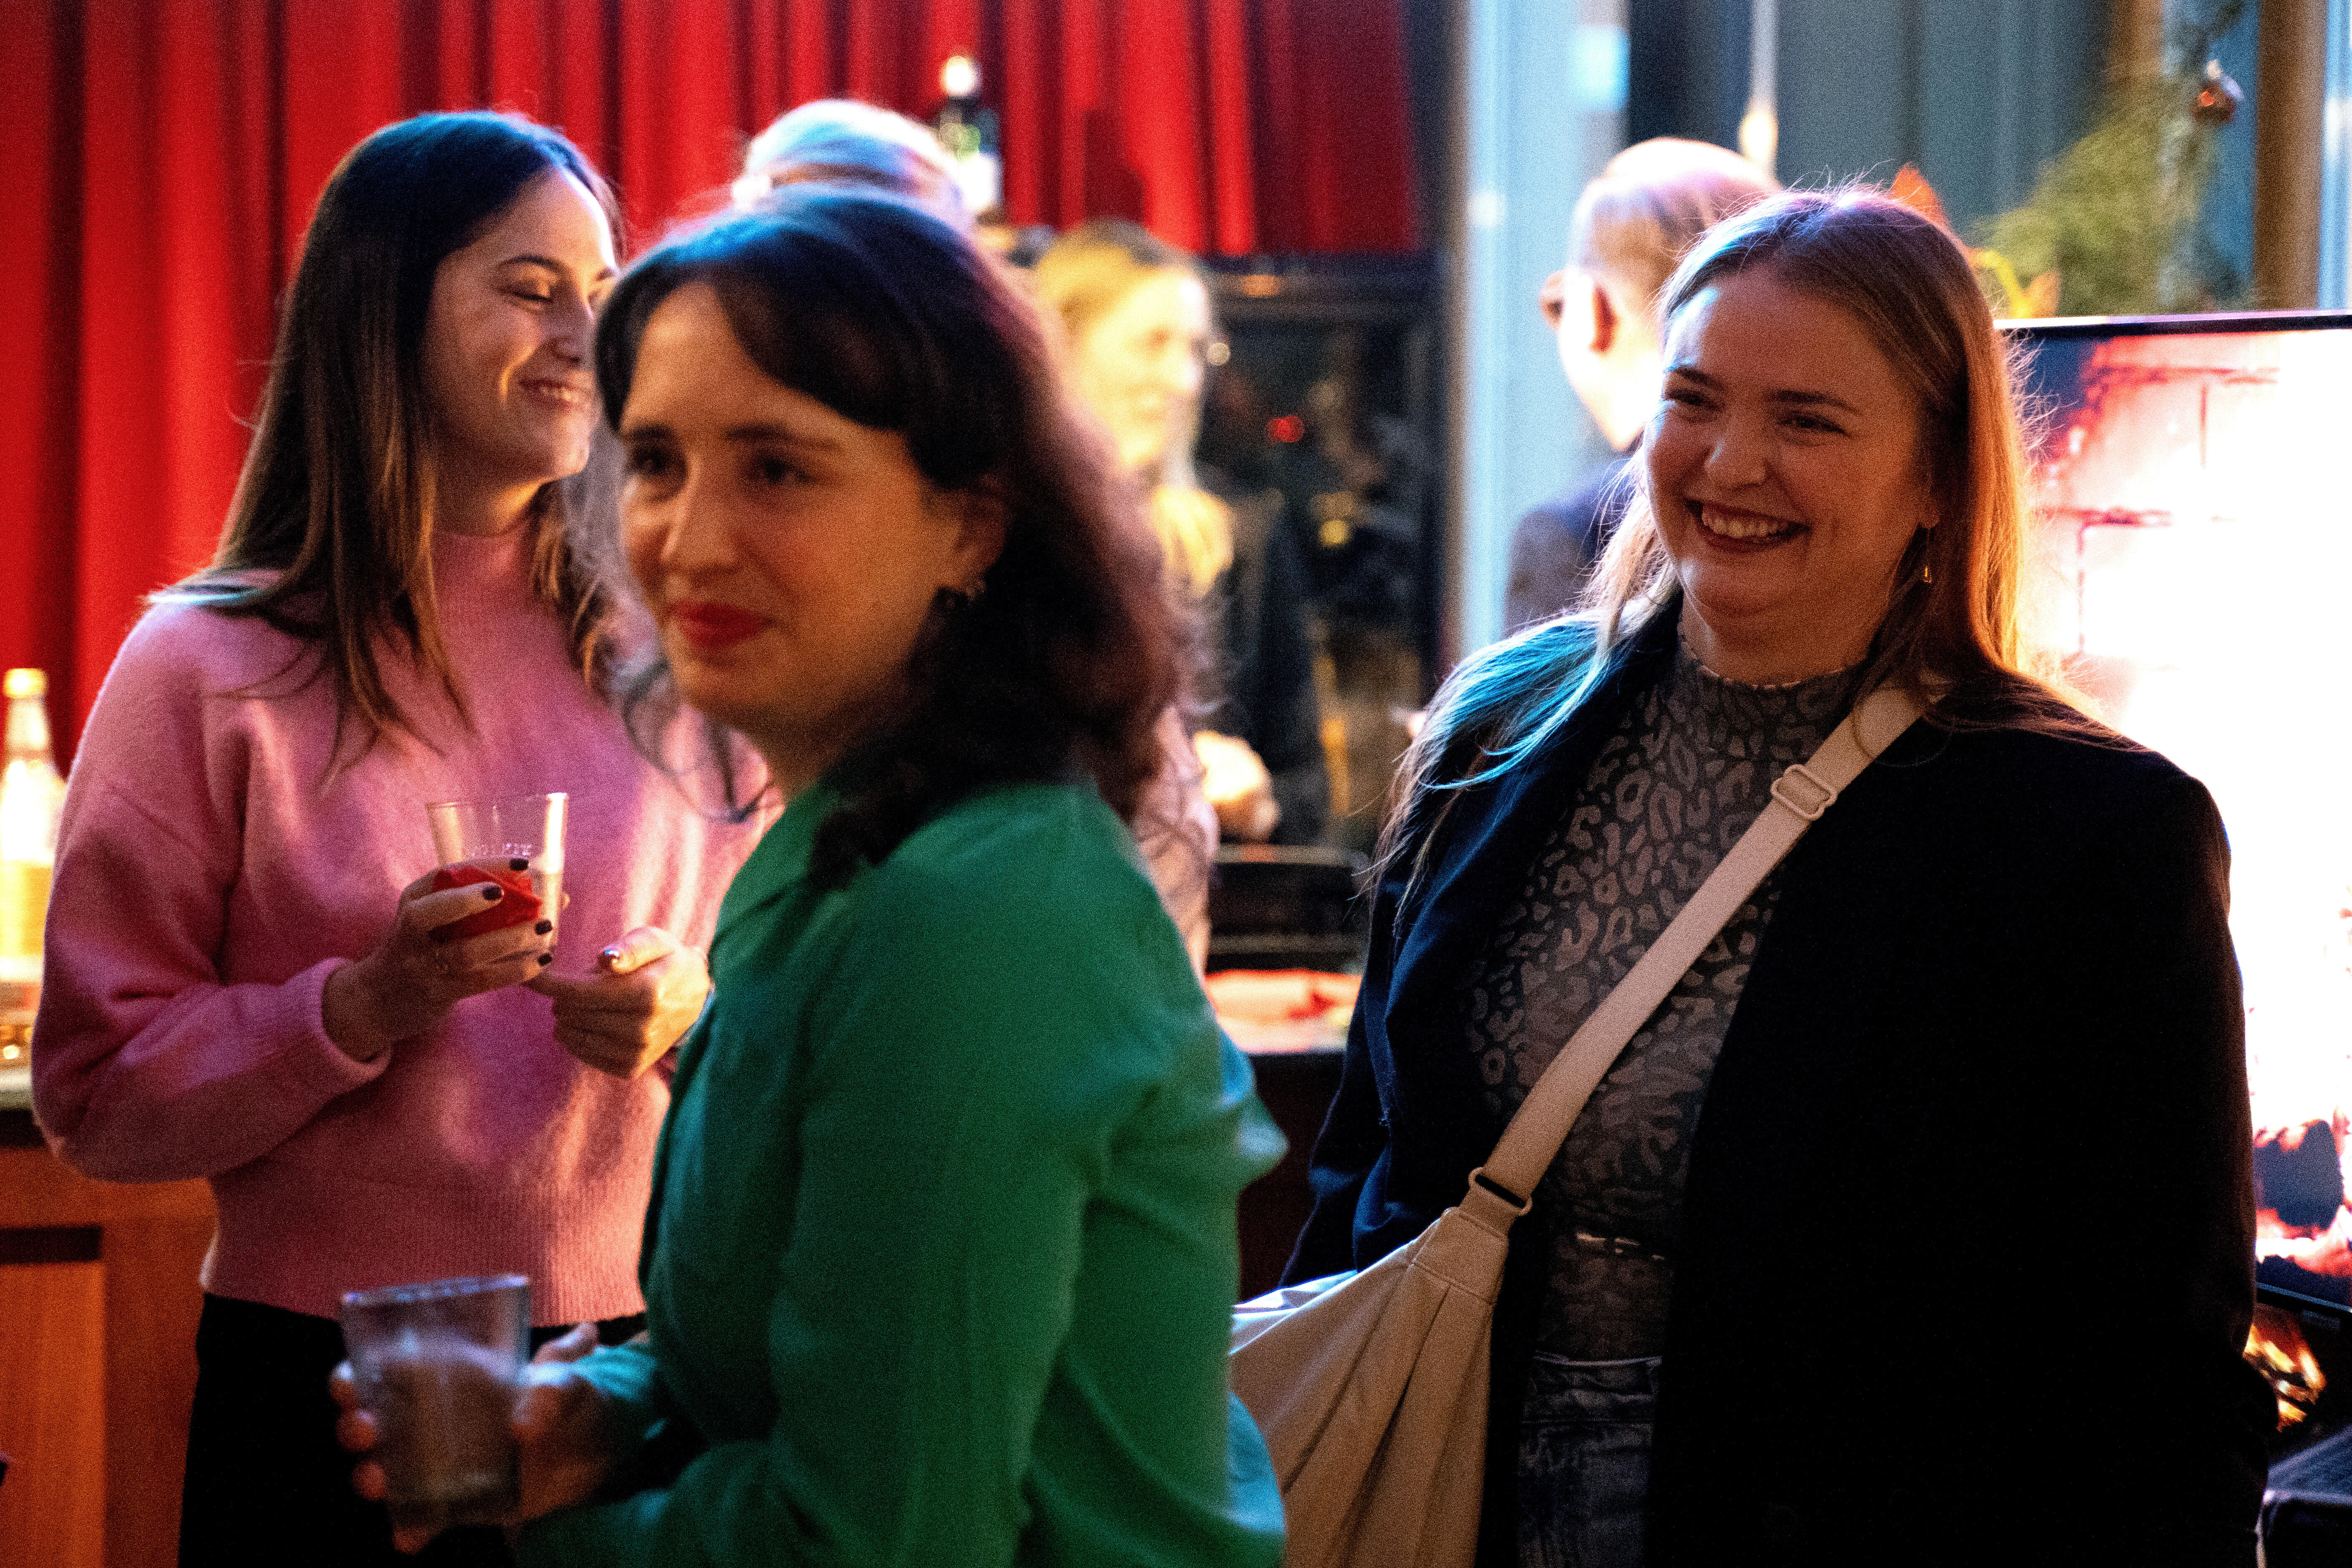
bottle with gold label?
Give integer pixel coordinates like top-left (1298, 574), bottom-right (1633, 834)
top-left (1, 667), bottom-right (65, 1065)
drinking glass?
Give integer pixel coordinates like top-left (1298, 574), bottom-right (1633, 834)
top-left (339, 1274), bottom-right (530, 1538)
top-left (425, 792), bottom-right (566, 946)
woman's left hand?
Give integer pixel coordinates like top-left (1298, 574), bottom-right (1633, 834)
top-left (328, 1362), bottom-right (428, 1555)
top-left (510, 1323), bottom-right (625, 1529)
top-left (527, 928), bottom-right (710, 1078)
top-left (329, 1323), bottom-right (622, 1554)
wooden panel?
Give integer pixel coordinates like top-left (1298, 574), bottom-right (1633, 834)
top-left (0, 1148), bottom-right (213, 1230)
top-left (0, 1257), bottom-right (106, 1568)
top-left (1236, 1050), bottom-right (1342, 1300)
top-left (102, 1217), bottom-right (210, 1568)
top-left (0, 1130), bottom-right (214, 1568)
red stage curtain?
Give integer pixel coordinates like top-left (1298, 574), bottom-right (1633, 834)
top-left (0, 0), bottom-right (1418, 761)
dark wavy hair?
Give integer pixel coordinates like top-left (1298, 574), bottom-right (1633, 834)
top-left (166, 111), bottom-right (623, 760)
top-left (594, 188), bottom-right (1190, 889)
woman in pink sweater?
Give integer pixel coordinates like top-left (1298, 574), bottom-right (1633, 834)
top-left (30, 113), bottom-right (758, 1567)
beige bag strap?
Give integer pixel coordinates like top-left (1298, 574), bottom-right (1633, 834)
top-left (1473, 682), bottom-right (1927, 1207)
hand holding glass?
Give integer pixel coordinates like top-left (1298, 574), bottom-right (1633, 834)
top-left (426, 793), bottom-right (566, 949)
top-left (339, 1274), bottom-right (530, 1540)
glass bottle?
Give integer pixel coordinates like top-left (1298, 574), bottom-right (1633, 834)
top-left (0, 667), bottom-right (65, 1066)
top-left (930, 53), bottom-right (1003, 219)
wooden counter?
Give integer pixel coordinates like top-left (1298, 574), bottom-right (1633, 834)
top-left (0, 1107), bottom-right (212, 1568)
top-left (1236, 1047), bottom-right (1343, 1300)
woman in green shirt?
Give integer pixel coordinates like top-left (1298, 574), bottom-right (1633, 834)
top-left (340, 188), bottom-right (1288, 1566)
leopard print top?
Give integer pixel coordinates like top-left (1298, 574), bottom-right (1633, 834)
top-left (1459, 639), bottom-right (1853, 1360)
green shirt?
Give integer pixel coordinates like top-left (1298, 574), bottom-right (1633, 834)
top-left (520, 781), bottom-right (1287, 1567)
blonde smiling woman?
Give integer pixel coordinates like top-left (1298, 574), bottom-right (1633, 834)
top-left (1287, 190), bottom-right (2271, 1567)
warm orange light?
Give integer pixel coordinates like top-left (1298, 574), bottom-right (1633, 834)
top-left (2246, 1304), bottom-right (2325, 1430)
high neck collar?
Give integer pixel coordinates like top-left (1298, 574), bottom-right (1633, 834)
top-left (1668, 635), bottom-right (1855, 740)
top-left (429, 522), bottom-right (535, 594)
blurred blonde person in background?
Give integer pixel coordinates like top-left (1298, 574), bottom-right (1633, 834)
top-left (1038, 220), bottom-right (1329, 847)
top-left (1506, 138), bottom-right (1777, 632)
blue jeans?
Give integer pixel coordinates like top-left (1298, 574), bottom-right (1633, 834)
top-left (1515, 1353), bottom-right (1660, 1568)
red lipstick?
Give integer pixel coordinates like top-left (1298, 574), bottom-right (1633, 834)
top-left (669, 601), bottom-right (767, 652)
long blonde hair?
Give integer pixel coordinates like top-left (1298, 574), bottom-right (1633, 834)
top-left (1033, 220), bottom-right (1234, 593)
top-left (1382, 189), bottom-right (2083, 882)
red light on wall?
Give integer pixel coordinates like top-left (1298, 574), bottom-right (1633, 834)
top-left (1268, 414), bottom-right (1306, 443)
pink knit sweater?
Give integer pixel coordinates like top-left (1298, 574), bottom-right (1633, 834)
top-left (31, 528), bottom-right (761, 1324)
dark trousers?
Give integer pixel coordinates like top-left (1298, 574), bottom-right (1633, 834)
top-left (178, 1294), bottom-right (643, 1568)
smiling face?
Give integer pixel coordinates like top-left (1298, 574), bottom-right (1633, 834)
top-left (1067, 267), bottom-right (1214, 476)
top-left (1645, 266), bottom-right (1934, 683)
top-left (421, 170), bottom-right (616, 532)
top-left (617, 284), bottom-right (1004, 795)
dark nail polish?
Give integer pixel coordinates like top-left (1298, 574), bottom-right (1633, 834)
top-left (509, 857), bottom-right (530, 871)
top-left (536, 952), bottom-right (554, 967)
top-left (483, 886), bottom-right (503, 901)
top-left (534, 919), bottom-right (553, 935)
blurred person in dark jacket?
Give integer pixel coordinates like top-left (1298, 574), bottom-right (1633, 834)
top-left (1507, 139), bottom-right (1776, 633)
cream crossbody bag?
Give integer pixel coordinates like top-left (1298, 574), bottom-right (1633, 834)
top-left (1230, 683), bottom-right (1927, 1568)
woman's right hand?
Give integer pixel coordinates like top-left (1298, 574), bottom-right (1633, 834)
top-left (322, 866), bottom-right (556, 1062)
top-left (1194, 730), bottom-right (1281, 843)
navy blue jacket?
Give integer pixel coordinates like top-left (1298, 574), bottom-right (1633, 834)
top-left (1287, 609), bottom-right (2269, 1566)
top-left (1503, 456), bottom-right (1634, 634)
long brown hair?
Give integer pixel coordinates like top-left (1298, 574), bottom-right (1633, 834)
top-left (166, 112), bottom-right (623, 760)
top-left (595, 189), bottom-right (1192, 888)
